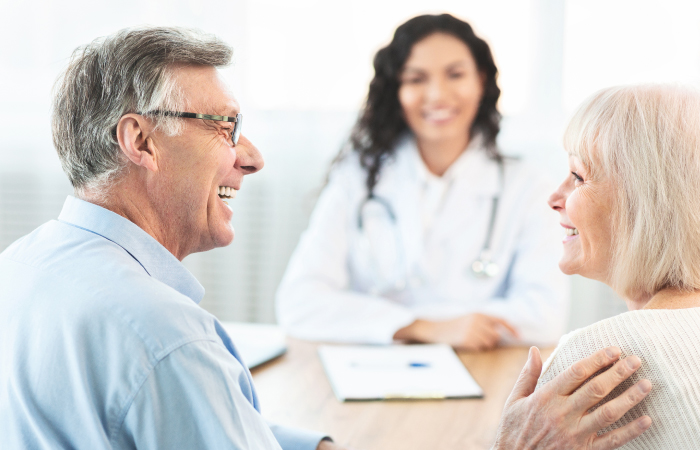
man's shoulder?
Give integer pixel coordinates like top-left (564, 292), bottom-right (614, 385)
top-left (1, 219), bottom-right (138, 274)
top-left (0, 219), bottom-right (220, 360)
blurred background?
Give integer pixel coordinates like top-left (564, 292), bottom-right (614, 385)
top-left (1, 0), bottom-right (699, 331)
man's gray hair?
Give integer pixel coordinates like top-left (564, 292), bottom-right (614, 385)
top-left (52, 26), bottom-right (233, 199)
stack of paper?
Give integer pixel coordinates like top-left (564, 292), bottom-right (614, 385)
top-left (221, 321), bottom-right (287, 369)
top-left (318, 344), bottom-right (483, 401)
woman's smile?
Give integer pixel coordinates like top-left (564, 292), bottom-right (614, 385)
top-left (562, 224), bottom-right (579, 243)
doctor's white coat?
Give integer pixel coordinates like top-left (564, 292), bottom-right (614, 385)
top-left (276, 137), bottom-right (570, 345)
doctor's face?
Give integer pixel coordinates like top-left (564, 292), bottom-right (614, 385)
top-left (548, 154), bottom-right (614, 284)
top-left (398, 32), bottom-right (484, 149)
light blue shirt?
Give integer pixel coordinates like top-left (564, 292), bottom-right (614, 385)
top-left (0, 196), bottom-right (326, 449)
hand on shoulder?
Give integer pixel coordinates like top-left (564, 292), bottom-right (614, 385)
top-left (493, 346), bottom-right (652, 450)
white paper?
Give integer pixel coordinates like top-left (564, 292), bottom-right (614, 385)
top-left (221, 321), bottom-right (287, 369)
top-left (318, 344), bottom-right (483, 401)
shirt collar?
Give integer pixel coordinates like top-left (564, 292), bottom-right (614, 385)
top-left (57, 196), bottom-right (205, 304)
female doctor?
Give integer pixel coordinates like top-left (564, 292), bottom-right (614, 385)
top-left (276, 14), bottom-right (569, 350)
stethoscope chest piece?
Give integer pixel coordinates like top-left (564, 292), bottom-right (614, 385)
top-left (471, 249), bottom-right (499, 278)
top-left (471, 259), bottom-right (499, 278)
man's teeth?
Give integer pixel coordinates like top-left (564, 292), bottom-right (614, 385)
top-left (566, 228), bottom-right (579, 236)
top-left (217, 186), bottom-right (237, 199)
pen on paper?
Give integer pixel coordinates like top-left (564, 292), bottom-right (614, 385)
top-left (350, 361), bottom-right (432, 369)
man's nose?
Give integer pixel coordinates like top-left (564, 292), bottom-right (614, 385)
top-left (234, 134), bottom-right (264, 175)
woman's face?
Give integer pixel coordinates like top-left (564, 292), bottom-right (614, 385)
top-left (548, 155), bottom-right (615, 283)
top-left (398, 33), bottom-right (484, 148)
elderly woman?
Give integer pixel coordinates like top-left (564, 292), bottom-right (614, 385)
top-left (540, 84), bottom-right (700, 449)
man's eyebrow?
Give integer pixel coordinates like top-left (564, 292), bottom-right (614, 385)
top-left (214, 108), bottom-right (239, 117)
top-left (212, 103), bottom-right (240, 117)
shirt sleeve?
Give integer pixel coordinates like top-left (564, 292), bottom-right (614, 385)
top-left (114, 339), bottom-right (283, 449)
top-left (275, 161), bottom-right (416, 344)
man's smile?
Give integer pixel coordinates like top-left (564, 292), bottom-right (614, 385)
top-left (217, 185), bottom-right (238, 200)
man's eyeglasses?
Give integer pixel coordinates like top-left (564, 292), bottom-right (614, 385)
top-left (145, 111), bottom-right (243, 146)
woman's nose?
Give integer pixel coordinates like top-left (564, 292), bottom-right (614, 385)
top-left (548, 183), bottom-right (567, 211)
top-left (425, 78), bottom-right (448, 102)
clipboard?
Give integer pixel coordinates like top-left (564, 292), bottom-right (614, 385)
top-left (318, 344), bottom-right (484, 401)
top-left (221, 321), bottom-right (287, 369)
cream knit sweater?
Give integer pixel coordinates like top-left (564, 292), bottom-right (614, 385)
top-left (536, 308), bottom-right (700, 449)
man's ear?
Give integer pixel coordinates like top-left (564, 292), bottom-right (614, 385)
top-left (116, 114), bottom-right (159, 172)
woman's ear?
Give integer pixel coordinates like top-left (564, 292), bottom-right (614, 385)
top-left (115, 114), bottom-right (159, 172)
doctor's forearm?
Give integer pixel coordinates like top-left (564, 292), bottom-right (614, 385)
top-left (393, 314), bottom-right (517, 350)
top-left (392, 319), bottom-right (431, 342)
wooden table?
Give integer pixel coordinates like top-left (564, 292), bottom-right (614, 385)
top-left (252, 339), bottom-right (552, 450)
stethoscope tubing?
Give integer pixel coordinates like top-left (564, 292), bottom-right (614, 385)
top-left (357, 156), bottom-right (505, 286)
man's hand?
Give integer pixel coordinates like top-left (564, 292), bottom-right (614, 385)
top-left (492, 346), bottom-right (652, 450)
top-left (393, 313), bottom-right (519, 351)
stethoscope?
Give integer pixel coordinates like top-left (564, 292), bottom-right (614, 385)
top-left (471, 159), bottom-right (505, 278)
top-left (357, 158), bottom-right (504, 292)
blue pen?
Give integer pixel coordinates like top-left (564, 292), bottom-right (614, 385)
top-left (350, 361), bottom-right (431, 369)
top-left (408, 362), bottom-right (430, 368)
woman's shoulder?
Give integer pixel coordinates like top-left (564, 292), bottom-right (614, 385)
top-left (539, 307), bottom-right (700, 384)
top-left (537, 308), bottom-right (700, 448)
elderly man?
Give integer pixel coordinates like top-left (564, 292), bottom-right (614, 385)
top-left (0, 27), bottom-right (651, 449)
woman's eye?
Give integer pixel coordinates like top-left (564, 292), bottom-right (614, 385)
top-left (402, 77), bottom-right (424, 84)
top-left (448, 71), bottom-right (465, 79)
top-left (571, 171), bottom-right (584, 185)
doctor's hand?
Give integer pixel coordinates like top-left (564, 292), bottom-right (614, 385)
top-left (492, 346), bottom-right (652, 450)
top-left (393, 313), bottom-right (518, 351)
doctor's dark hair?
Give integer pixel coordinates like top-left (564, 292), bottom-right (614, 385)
top-left (342, 14), bottom-right (502, 195)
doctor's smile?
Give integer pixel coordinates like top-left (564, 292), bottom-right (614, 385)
top-left (421, 107), bottom-right (459, 125)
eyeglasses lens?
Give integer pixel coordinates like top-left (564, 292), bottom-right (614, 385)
top-left (232, 113), bottom-right (242, 146)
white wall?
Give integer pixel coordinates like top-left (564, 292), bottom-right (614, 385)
top-left (1, 0), bottom-right (698, 328)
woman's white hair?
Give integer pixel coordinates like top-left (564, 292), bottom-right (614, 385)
top-left (52, 26), bottom-right (232, 202)
top-left (564, 84), bottom-right (700, 299)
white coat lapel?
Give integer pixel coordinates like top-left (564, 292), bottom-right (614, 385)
top-left (372, 137), bottom-right (425, 280)
top-left (428, 144), bottom-right (501, 245)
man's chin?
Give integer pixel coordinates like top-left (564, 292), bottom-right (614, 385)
top-left (215, 227), bottom-right (235, 248)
